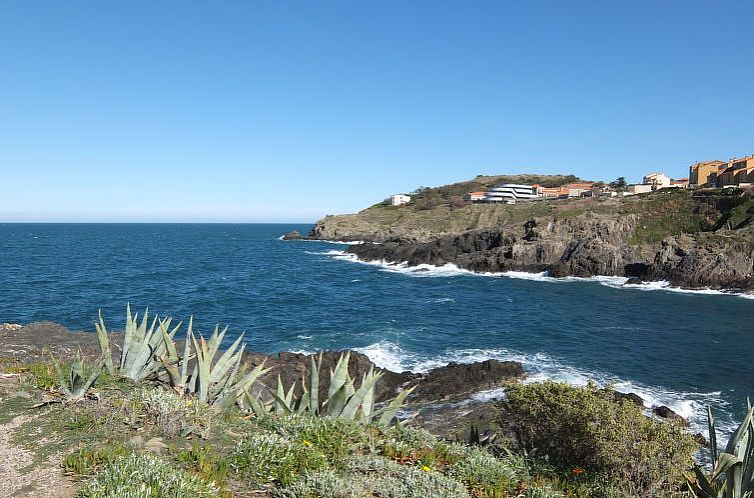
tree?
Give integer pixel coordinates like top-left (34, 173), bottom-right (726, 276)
top-left (609, 176), bottom-right (627, 192)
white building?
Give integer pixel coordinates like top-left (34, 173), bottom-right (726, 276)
top-left (389, 194), bottom-right (411, 206)
top-left (624, 184), bottom-right (654, 196)
top-left (642, 172), bottom-right (671, 188)
top-left (485, 184), bottom-right (538, 204)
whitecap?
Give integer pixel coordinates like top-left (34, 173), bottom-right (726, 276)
top-left (325, 252), bottom-right (754, 300)
top-left (355, 340), bottom-right (738, 441)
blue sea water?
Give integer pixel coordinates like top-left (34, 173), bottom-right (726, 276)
top-left (1, 223), bottom-right (753, 437)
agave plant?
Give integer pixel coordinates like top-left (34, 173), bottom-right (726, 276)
top-left (95, 304), bottom-right (180, 382)
top-left (688, 404), bottom-right (754, 498)
top-left (49, 352), bottom-right (103, 403)
top-left (245, 351), bottom-right (414, 427)
top-left (97, 305), bottom-right (268, 411)
top-left (185, 323), bottom-right (269, 410)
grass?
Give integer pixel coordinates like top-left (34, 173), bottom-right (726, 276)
top-left (0, 354), bottom-right (706, 498)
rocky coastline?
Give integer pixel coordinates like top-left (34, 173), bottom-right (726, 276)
top-left (0, 321), bottom-right (689, 439)
top-left (299, 189), bottom-right (754, 293)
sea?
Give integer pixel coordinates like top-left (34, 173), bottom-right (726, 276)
top-left (1, 223), bottom-right (753, 441)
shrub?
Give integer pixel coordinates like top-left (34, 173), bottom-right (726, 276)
top-left (63, 443), bottom-right (130, 477)
top-left (500, 381), bottom-right (697, 497)
top-left (74, 452), bottom-right (222, 497)
top-left (231, 432), bottom-right (329, 487)
top-left (446, 446), bottom-right (526, 495)
top-left (259, 414), bottom-right (375, 465)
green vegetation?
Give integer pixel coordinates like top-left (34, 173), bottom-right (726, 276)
top-left (246, 351), bottom-right (414, 427)
top-left (500, 381), bottom-right (698, 497)
top-left (74, 452), bottom-right (223, 497)
top-left (688, 405), bottom-right (754, 498)
top-left (3, 307), bottom-right (739, 497)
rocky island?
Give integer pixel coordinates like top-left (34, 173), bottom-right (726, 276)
top-left (303, 175), bottom-right (754, 292)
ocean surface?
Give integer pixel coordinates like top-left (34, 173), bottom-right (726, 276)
top-left (1, 223), bottom-right (753, 439)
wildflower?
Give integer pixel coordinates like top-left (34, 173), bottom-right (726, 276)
top-left (421, 465), bottom-right (431, 472)
top-left (572, 467), bottom-right (585, 475)
top-left (303, 440), bottom-right (313, 447)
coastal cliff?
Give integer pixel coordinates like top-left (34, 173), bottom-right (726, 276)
top-left (308, 179), bottom-right (754, 292)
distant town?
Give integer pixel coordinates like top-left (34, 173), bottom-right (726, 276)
top-left (387, 153), bottom-right (754, 206)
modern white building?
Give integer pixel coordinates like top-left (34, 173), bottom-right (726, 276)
top-left (389, 194), bottom-right (411, 206)
top-left (642, 172), bottom-right (671, 188)
top-left (485, 184), bottom-right (538, 203)
top-left (624, 184), bottom-right (654, 196)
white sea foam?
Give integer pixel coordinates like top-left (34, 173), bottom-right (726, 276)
top-left (279, 236), bottom-right (368, 245)
top-left (320, 251), bottom-right (754, 300)
top-left (354, 340), bottom-right (737, 440)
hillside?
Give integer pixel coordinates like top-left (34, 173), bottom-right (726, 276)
top-left (306, 176), bottom-right (754, 291)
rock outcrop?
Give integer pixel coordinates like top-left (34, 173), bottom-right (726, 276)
top-left (344, 214), bottom-right (754, 291)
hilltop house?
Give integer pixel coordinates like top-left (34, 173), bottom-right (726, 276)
top-left (689, 155), bottom-right (754, 188)
top-left (642, 172), bottom-right (671, 188)
top-left (484, 184), bottom-right (538, 203)
top-left (389, 194), bottom-right (411, 206)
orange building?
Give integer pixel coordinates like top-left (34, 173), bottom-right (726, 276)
top-left (689, 160), bottom-right (726, 187)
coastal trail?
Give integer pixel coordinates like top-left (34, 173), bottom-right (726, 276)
top-left (0, 374), bottom-right (77, 498)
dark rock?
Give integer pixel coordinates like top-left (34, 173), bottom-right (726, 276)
top-left (624, 277), bottom-right (644, 285)
top-left (411, 360), bottom-right (524, 403)
top-left (693, 432), bottom-right (709, 447)
top-left (613, 391), bottom-right (645, 407)
top-left (281, 230), bottom-right (304, 240)
top-left (652, 405), bottom-right (689, 426)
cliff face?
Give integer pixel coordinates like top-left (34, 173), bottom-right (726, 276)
top-left (309, 186), bottom-right (754, 292)
top-left (346, 216), bottom-right (754, 291)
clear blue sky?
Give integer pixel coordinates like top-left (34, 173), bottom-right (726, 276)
top-left (1, 1), bottom-right (752, 222)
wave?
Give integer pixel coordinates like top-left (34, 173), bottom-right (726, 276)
top-left (354, 340), bottom-right (737, 440)
top-left (319, 250), bottom-right (754, 300)
top-left (279, 236), bottom-right (368, 245)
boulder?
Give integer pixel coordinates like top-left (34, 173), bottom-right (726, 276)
top-left (411, 360), bottom-right (524, 403)
top-left (652, 405), bottom-right (689, 426)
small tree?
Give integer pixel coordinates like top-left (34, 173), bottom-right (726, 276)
top-left (609, 177), bottom-right (627, 192)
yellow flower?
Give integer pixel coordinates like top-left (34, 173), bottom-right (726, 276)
top-left (303, 440), bottom-right (313, 447)
top-left (421, 465), bottom-right (431, 472)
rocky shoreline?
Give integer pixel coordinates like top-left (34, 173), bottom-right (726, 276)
top-left (0, 321), bottom-right (691, 439)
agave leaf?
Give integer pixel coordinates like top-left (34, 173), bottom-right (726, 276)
top-left (295, 381), bottom-right (310, 414)
top-left (724, 407), bottom-right (754, 455)
top-left (94, 310), bottom-right (114, 374)
top-left (360, 368), bottom-right (377, 417)
top-left (179, 318), bottom-right (194, 388)
top-left (274, 374), bottom-right (287, 413)
top-left (376, 385), bottom-right (416, 427)
top-left (309, 353), bottom-right (321, 416)
top-left (285, 382), bottom-right (296, 407)
top-left (232, 362), bottom-right (270, 394)
top-left (324, 381), bottom-right (352, 417)
top-left (690, 465), bottom-right (720, 497)
top-left (159, 320), bottom-right (181, 386)
top-left (243, 388), bottom-right (270, 417)
top-left (207, 333), bottom-right (245, 388)
top-left (709, 406), bottom-right (719, 467)
top-left (340, 370), bottom-right (383, 420)
top-left (50, 353), bottom-right (72, 397)
top-left (329, 352), bottom-right (351, 399)
top-left (268, 386), bottom-right (294, 414)
top-left (193, 334), bottom-right (211, 403)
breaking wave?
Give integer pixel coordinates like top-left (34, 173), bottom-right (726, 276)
top-left (315, 250), bottom-right (754, 299)
top-left (354, 340), bottom-right (736, 440)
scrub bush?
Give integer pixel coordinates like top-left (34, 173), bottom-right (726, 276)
top-left (500, 381), bottom-right (697, 497)
top-left (74, 452), bottom-right (222, 497)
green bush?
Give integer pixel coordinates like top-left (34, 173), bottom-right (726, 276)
top-left (74, 452), bottom-right (222, 497)
top-left (446, 446), bottom-right (527, 495)
top-left (231, 432), bottom-right (329, 486)
top-left (500, 381), bottom-right (697, 497)
top-left (260, 414), bottom-right (375, 466)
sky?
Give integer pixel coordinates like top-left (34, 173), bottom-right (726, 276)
top-left (1, 1), bottom-right (753, 222)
